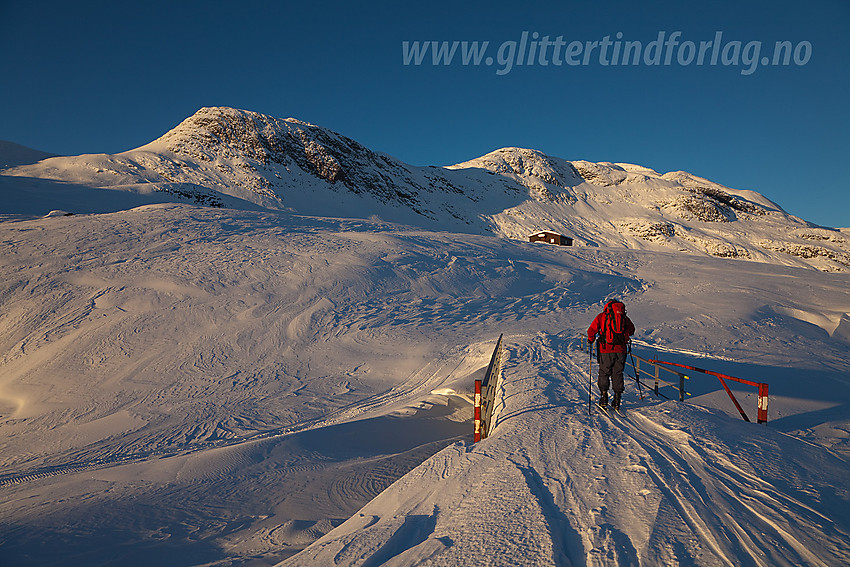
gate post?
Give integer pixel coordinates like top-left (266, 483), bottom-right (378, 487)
top-left (757, 383), bottom-right (769, 424)
top-left (474, 379), bottom-right (482, 442)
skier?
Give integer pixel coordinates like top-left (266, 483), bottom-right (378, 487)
top-left (587, 300), bottom-right (635, 410)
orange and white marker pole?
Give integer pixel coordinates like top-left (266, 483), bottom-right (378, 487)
top-left (474, 379), bottom-right (482, 442)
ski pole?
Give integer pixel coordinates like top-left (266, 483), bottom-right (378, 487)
top-left (588, 338), bottom-right (593, 414)
top-left (629, 342), bottom-right (645, 401)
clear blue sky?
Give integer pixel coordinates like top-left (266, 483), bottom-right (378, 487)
top-left (2, 0), bottom-right (848, 227)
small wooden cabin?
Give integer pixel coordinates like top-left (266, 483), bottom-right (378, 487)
top-left (529, 231), bottom-right (573, 246)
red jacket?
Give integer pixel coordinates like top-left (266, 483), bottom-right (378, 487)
top-left (587, 310), bottom-right (635, 354)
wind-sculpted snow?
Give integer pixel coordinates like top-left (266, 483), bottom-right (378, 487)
top-left (0, 202), bottom-right (848, 565)
top-left (285, 335), bottom-right (850, 567)
top-left (0, 204), bottom-right (634, 564)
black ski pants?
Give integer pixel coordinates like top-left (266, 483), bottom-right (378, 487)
top-left (598, 351), bottom-right (626, 394)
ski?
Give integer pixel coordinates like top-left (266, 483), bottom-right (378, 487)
top-left (595, 402), bottom-right (626, 418)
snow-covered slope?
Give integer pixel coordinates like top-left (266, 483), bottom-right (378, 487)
top-left (0, 203), bottom-right (848, 566)
top-left (4, 107), bottom-right (848, 272)
top-left (2, 109), bottom-right (849, 565)
top-left (0, 140), bottom-right (56, 169)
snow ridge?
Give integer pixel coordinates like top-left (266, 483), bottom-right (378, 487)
top-left (0, 140), bottom-right (55, 169)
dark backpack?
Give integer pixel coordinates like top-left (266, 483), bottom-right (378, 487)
top-left (602, 301), bottom-right (627, 346)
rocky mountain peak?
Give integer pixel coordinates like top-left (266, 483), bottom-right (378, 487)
top-left (450, 147), bottom-right (583, 188)
top-left (149, 107), bottom-right (346, 177)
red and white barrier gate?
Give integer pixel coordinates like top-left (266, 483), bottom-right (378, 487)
top-left (649, 359), bottom-right (769, 424)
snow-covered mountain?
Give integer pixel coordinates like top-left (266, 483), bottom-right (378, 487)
top-left (4, 106), bottom-right (849, 272)
top-left (1, 111), bottom-right (849, 565)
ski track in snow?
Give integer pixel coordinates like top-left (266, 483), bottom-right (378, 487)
top-left (0, 204), bottom-right (848, 566)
